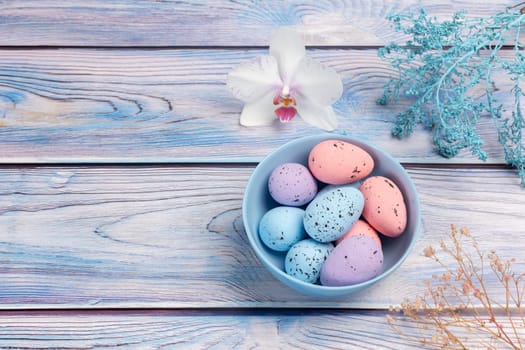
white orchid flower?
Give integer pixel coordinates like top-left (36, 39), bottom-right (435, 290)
top-left (227, 28), bottom-right (343, 130)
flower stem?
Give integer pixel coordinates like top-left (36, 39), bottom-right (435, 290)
top-left (434, 14), bottom-right (525, 128)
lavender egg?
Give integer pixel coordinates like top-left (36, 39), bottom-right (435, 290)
top-left (320, 235), bottom-right (383, 286)
top-left (268, 163), bottom-right (318, 206)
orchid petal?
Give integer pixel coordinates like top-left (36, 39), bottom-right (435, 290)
top-left (296, 98), bottom-right (338, 131)
top-left (227, 55), bottom-right (281, 103)
top-left (239, 90), bottom-right (277, 126)
top-left (269, 27), bottom-right (305, 85)
top-left (293, 57), bottom-right (343, 106)
top-left (275, 106), bottom-right (297, 122)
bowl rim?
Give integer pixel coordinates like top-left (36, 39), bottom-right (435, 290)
top-left (242, 133), bottom-right (421, 294)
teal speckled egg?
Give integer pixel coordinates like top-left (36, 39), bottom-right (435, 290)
top-left (304, 186), bottom-right (364, 243)
top-left (285, 239), bottom-right (334, 283)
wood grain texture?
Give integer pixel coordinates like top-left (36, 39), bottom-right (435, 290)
top-left (2, 0), bottom-right (524, 345)
top-left (0, 310), bottom-right (522, 349)
top-left (0, 165), bottom-right (523, 309)
top-left (0, 48), bottom-right (517, 163)
top-left (0, 0), bottom-right (516, 46)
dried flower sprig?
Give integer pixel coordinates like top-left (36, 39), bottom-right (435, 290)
top-left (387, 225), bottom-right (525, 349)
top-left (378, 6), bottom-right (525, 185)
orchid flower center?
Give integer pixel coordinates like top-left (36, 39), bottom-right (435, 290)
top-left (273, 86), bottom-right (297, 122)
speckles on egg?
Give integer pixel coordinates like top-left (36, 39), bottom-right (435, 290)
top-left (335, 219), bottom-right (382, 248)
top-left (320, 235), bottom-right (383, 286)
top-left (359, 176), bottom-right (407, 238)
top-left (259, 207), bottom-right (307, 252)
top-left (268, 163), bottom-right (318, 206)
top-left (285, 239), bottom-right (334, 283)
top-left (304, 187), bottom-right (364, 243)
top-left (308, 140), bottom-right (374, 185)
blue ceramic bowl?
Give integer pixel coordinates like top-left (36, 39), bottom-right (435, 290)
top-left (243, 134), bottom-right (421, 298)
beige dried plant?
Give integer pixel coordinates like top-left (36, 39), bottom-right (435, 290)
top-left (387, 225), bottom-right (525, 349)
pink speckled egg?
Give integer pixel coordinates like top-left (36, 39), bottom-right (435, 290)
top-left (308, 140), bottom-right (374, 185)
top-left (268, 163), bottom-right (318, 206)
top-left (359, 176), bottom-right (407, 237)
top-left (335, 219), bottom-right (382, 248)
top-left (320, 235), bottom-right (383, 286)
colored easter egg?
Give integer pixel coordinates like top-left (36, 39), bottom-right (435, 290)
top-left (259, 207), bottom-right (307, 251)
top-left (308, 140), bottom-right (374, 185)
top-left (359, 176), bottom-right (407, 237)
top-left (335, 219), bottom-right (382, 248)
top-left (285, 239), bottom-right (334, 283)
top-left (268, 163), bottom-right (318, 206)
top-left (320, 235), bottom-right (383, 286)
top-left (304, 186), bottom-right (364, 243)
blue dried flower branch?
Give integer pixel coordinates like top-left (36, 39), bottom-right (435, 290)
top-left (378, 6), bottom-right (525, 185)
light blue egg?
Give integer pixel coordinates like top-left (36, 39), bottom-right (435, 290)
top-left (285, 239), bottom-right (334, 283)
top-left (258, 206), bottom-right (306, 252)
top-left (304, 186), bottom-right (364, 243)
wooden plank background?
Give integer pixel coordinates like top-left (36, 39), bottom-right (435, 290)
top-left (0, 0), bottom-right (515, 46)
top-left (0, 165), bottom-right (523, 309)
top-left (0, 49), bottom-right (517, 163)
top-left (1, 310), bottom-right (523, 349)
top-left (1, 0), bottom-right (524, 348)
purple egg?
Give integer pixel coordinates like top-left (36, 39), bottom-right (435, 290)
top-left (320, 235), bottom-right (383, 286)
top-left (268, 163), bottom-right (318, 206)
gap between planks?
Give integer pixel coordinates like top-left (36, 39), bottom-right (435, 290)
top-left (0, 307), bottom-right (519, 317)
top-left (0, 308), bottom-right (384, 316)
top-left (0, 45), bottom-right (519, 51)
top-left (0, 162), bottom-right (515, 168)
